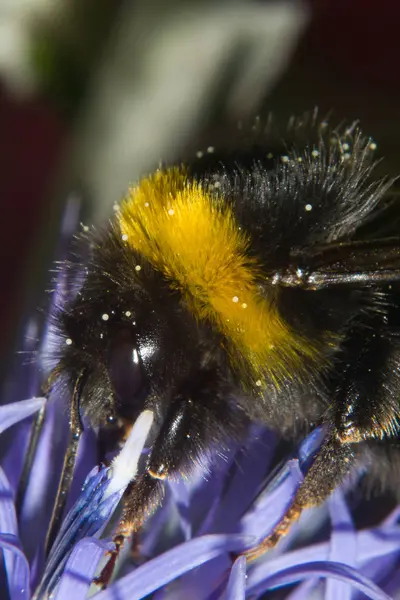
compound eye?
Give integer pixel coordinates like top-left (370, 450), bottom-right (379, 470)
top-left (108, 330), bottom-right (146, 406)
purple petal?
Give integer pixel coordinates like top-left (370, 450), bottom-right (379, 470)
top-left (0, 467), bottom-right (30, 600)
top-left (0, 468), bottom-right (18, 537)
top-left (2, 315), bottom-right (41, 409)
top-left (326, 490), bottom-right (356, 600)
top-left (54, 538), bottom-right (113, 600)
top-left (19, 398), bottom-right (69, 578)
top-left (205, 426), bottom-right (278, 536)
top-left (384, 566), bottom-right (400, 598)
top-left (36, 411), bottom-right (154, 597)
top-left (247, 561), bottom-right (391, 599)
top-left (167, 478), bottom-right (192, 541)
top-left (357, 527), bottom-right (400, 564)
top-left (247, 515), bottom-right (400, 594)
top-left (247, 539), bottom-right (330, 596)
top-left (286, 578), bottom-right (319, 600)
top-left (66, 426), bottom-right (98, 514)
top-left (0, 533), bottom-right (30, 600)
top-left (139, 487), bottom-right (177, 557)
top-left (95, 534), bottom-right (253, 600)
top-left (382, 504), bottom-right (400, 527)
top-left (59, 193), bottom-right (81, 238)
top-left (190, 446), bottom-right (238, 537)
top-left (0, 398), bottom-right (45, 435)
top-left (158, 554), bottom-right (232, 600)
top-left (35, 465), bottom-right (120, 598)
top-left (42, 193), bottom-right (81, 318)
top-left (356, 524), bottom-right (400, 593)
top-left (298, 425), bottom-right (326, 471)
top-left (239, 459), bottom-right (303, 541)
top-left (225, 555), bottom-right (246, 600)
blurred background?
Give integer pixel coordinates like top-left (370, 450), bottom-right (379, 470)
top-left (1, 0), bottom-right (400, 380)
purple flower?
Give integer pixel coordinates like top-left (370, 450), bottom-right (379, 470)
top-left (1, 197), bottom-right (400, 599)
top-left (1, 397), bottom-right (399, 600)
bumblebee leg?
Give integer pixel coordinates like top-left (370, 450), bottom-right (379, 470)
top-left (245, 322), bottom-right (400, 561)
top-left (93, 474), bottom-right (163, 590)
top-left (16, 367), bottom-right (61, 517)
top-left (121, 387), bottom-right (228, 531)
top-left (244, 431), bottom-right (355, 561)
top-left (16, 401), bottom-right (47, 517)
top-left (45, 372), bottom-right (85, 555)
top-left (95, 394), bottom-right (215, 588)
top-left (333, 323), bottom-right (400, 445)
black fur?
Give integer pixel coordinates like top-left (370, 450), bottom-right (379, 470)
top-left (46, 113), bottom-right (400, 538)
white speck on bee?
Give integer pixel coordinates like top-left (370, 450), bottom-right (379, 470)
top-left (305, 204), bottom-right (312, 211)
top-left (102, 313), bottom-right (109, 321)
top-left (135, 265), bottom-right (142, 272)
top-left (65, 338), bottom-right (73, 346)
top-left (232, 296), bottom-right (239, 303)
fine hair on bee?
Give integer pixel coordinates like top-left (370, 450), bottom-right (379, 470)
top-left (17, 109), bottom-right (400, 573)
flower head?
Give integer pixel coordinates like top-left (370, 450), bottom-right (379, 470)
top-left (1, 198), bottom-right (400, 600)
top-left (1, 393), bottom-right (400, 599)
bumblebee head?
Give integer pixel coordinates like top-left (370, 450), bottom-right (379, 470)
top-left (54, 230), bottom-right (233, 432)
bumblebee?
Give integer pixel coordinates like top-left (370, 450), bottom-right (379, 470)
top-left (18, 112), bottom-right (400, 564)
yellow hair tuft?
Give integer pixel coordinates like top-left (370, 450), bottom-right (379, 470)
top-left (118, 167), bottom-right (320, 388)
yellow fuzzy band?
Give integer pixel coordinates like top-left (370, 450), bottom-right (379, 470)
top-left (118, 167), bottom-right (319, 388)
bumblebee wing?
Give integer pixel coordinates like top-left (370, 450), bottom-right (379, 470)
top-left (278, 237), bottom-right (400, 289)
